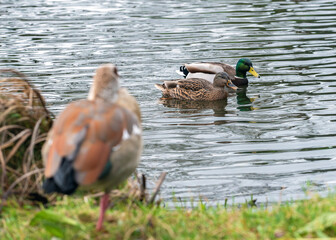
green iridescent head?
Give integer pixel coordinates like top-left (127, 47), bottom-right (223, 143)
top-left (235, 58), bottom-right (260, 79)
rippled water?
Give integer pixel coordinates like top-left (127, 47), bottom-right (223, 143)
top-left (1, 0), bottom-right (336, 205)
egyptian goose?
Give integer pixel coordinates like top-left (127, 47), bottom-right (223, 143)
top-left (155, 72), bottom-right (237, 101)
top-left (177, 58), bottom-right (260, 87)
top-left (42, 64), bottom-right (142, 230)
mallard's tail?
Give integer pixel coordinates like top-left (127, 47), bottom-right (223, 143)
top-left (176, 65), bottom-right (189, 78)
top-left (155, 83), bottom-right (166, 91)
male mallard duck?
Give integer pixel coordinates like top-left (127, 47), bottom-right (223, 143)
top-left (42, 64), bottom-right (142, 231)
top-left (177, 58), bottom-right (260, 86)
top-left (155, 72), bottom-right (237, 101)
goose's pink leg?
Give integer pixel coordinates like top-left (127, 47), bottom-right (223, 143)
top-left (96, 193), bottom-right (110, 231)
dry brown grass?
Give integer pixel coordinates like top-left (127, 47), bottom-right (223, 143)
top-left (0, 69), bottom-right (53, 204)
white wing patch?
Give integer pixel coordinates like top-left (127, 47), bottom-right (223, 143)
top-left (113, 124), bottom-right (141, 152)
top-left (122, 128), bottom-right (130, 141)
top-left (121, 124), bottom-right (141, 141)
top-left (112, 144), bottom-right (121, 151)
top-left (132, 124), bottom-right (142, 135)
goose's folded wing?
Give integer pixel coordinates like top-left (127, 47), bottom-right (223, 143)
top-left (43, 100), bottom-right (140, 186)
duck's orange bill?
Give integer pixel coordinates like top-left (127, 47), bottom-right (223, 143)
top-left (249, 67), bottom-right (260, 78)
top-left (227, 80), bottom-right (238, 91)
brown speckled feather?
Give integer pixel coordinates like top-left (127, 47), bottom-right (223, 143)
top-left (155, 77), bottom-right (229, 101)
top-left (44, 99), bottom-right (140, 185)
top-left (176, 78), bottom-right (213, 91)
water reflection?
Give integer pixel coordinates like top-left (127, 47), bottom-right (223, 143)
top-left (1, 0), bottom-right (336, 205)
top-left (158, 86), bottom-right (255, 113)
top-left (158, 98), bottom-right (227, 115)
top-left (236, 87), bottom-right (259, 112)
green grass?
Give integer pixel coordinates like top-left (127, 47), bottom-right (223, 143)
top-left (1, 192), bottom-right (336, 240)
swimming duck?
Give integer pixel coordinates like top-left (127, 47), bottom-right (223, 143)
top-left (42, 64), bottom-right (142, 231)
top-left (177, 58), bottom-right (260, 86)
top-left (155, 72), bottom-right (237, 101)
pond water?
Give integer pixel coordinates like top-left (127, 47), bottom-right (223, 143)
top-left (1, 0), bottom-right (336, 205)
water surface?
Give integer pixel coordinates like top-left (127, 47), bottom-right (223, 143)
top-left (1, 0), bottom-right (336, 205)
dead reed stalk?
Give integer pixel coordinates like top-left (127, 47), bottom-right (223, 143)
top-left (0, 69), bottom-right (53, 204)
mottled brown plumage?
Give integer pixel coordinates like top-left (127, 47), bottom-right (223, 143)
top-left (155, 72), bottom-right (236, 101)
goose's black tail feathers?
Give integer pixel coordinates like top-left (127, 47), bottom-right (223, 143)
top-left (42, 157), bottom-right (78, 195)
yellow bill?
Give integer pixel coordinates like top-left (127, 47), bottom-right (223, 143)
top-left (249, 67), bottom-right (260, 78)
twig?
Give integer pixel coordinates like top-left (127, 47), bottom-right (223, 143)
top-left (140, 174), bottom-right (146, 202)
top-left (84, 192), bottom-right (105, 199)
top-left (0, 149), bottom-right (6, 195)
top-left (148, 172), bottom-right (167, 204)
top-left (25, 116), bottom-right (44, 173)
top-left (5, 130), bottom-right (31, 163)
top-left (1, 168), bottom-right (44, 207)
top-left (0, 125), bottom-right (25, 134)
top-left (0, 69), bottom-right (28, 80)
top-left (5, 166), bottom-right (21, 176)
top-left (0, 105), bottom-right (21, 124)
top-left (0, 129), bottom-right (31, 151)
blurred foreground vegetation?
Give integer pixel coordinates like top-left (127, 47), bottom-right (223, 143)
top-left (1, 192), bottom-right (336, 239)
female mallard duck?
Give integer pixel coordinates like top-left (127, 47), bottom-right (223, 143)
top-left (42, 64), bottom-right (142, 231)
top-left (177, 58), bottom-right (260, 87)
top-left (155, 72), bottom-right (237, 101)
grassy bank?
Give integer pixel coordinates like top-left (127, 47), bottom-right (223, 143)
top-left (1, 192), bottom-right (336, 239)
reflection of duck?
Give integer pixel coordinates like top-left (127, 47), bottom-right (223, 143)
top-left (155, 72), bottom-right (236, 101)
top-left (177, 58), bottom-right (260, 87)
top-left (236, 87), bottom-right (258, 111)
top-left (158, 98), bottom-right (228, 113)
top-left (237, 87), bottom-right (252, 105)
